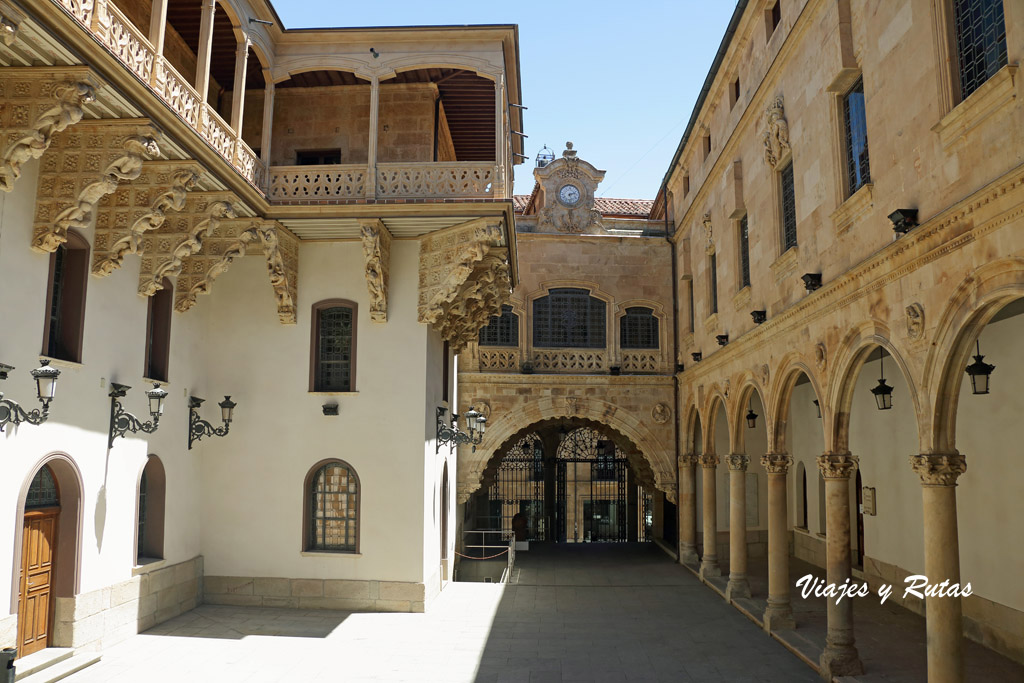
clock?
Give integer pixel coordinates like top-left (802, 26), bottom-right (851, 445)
top-left (558, 184), bottom-right (581, 206)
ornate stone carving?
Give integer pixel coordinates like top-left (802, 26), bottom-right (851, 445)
top-left (906, 303), bottom-right (925, 340)
top-left (565, 396), bottom-right (580, 415)
top-left (270, 164), bottom-right (366, 200)
top-left (701, 212), bottom-right (714, 251)
top-left (818, 453), bottom-right (859, 479)
top-left (360, 219), bottom-right (391, 323)
top-left (534, 350), bottom-right (606, 372)
top-left (0, 78), bottom-right (97, 191)
top-left (652, 403), bottom-right (671, 424)
top-left (760, 363), bottom-right (770, 388)
top-left (815, 341), bottom-right (827, 370)
top-left (174, 221), bottom-right (264, 313)
top-left (725, 454), bottom-right (750, 471)
top-left (533, 142), bottom-right (607, 234)
top-left (678, 453), bottom-right (698, 468)
top-left (92, 165), bottom-right (202, 276)
top-left (761, 452), bottom-right (793, 474)
top-left (762, 96), bottom-right (791, 169)
top-left (698, 453), bottom-right (720, 468)
top-left (723, 379), bottom-right (731, 399)
top-left (910, 453), bottom-right (966, 487)
top-left (32, 125), bottom-right (160, 253)
top-left (377, 162), bottom-right (494, 199)
top-left (259, 224), bottom-right (300, 325)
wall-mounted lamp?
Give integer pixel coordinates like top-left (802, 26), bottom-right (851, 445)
top-left (108, 383), bottom-right (167, 448)
top-left (675, 363), bottom-right (686, 373)
top-left (802, 273), bottom-right (822, 292)
top-left (716, 334), bottom-right (729, 346)
top-left (870, 348), bottom-right (894, 411)
top-left (188, 396), bottom-right (236, 450)
top-left (0, 360), bottom-right (60, 432)
top-left (437, 406), bottom-right (486, 453)
top-left (248, 17), bottom-right (274, 26)
top-left (369, 47), bottom-right (380, 58)
top-left (813, 399), bottom-right (821, 418)
top-left (691, 352), bottom-right (702, 363)
top-left (751, 310), bottom-right (767, 324)
top-left (322, 403), bottom-right (339, 416)
top-left (965, 338), bottom-right (995, 395)
top-left (746, 400), bottom-right (758, 429)
top-left (888, 208), bottom-right (918, 235)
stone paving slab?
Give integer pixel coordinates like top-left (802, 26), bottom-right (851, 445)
top-left (60, 543), bottom-right (818, 682)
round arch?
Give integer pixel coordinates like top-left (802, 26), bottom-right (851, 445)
top-left (703, 390), bottom-right (730, 455)
top-left (384, 56), bottom-right (500, 80)
top-left (270, 61), bottom-right (375, 84)
top-left (769, 353), bottom-right (826, 454)
top-left (731, 374), bottom-right (769, 456)
top-left (681, 399), bottom-right (702, 455)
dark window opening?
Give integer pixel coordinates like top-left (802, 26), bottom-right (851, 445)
top-left (731, 77), bottom-right (741, 108)
top-left (442, 340), bottom-right (450, 403)
top-left (843, 77), bottom-right (871, 195)
top-left (682, 174), bottom-right (690, 196)
top-left (620, 307), bottom-right (659, 349)
top-left (710, 254), bottom-right (719, 315)
top-left (769, 2), bottom-right (781, 34)
top-left (781, 161), bottom-right (798, 251)
top-left (532, 288), bottom-right (606, 349)
top-left (144, 279), bottom-right (173, 382)
top-left (312, 303), bottom-right (355, 392)
top-left (296, 149), bottom-right (342, 165)
top-left (953, 0), bottom-right (1007, 101)
top-left (137, 470), bottom-right (147, 561)
top-left (43, 232), bottom-right (89, 363)
top-left (739, 215), bottom-right (751, 289)
top-left (688, 281), bottom-right (695, 333)
top-left (702, 134), bottom-right (711, 159)
top-left (478, 305), bottom-right (519, 346)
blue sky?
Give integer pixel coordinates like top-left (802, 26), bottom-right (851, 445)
top-left (274, 1), bottom-right (736, 200)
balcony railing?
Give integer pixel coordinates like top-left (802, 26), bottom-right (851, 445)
top-left (51, 0), bottom-right (265, 189)
top-left (269, 164), bottom-right (367, 200)
top-left (532, 349), bottom-right (608, 373)
top-left (268, 161), bottom-right (498, 202)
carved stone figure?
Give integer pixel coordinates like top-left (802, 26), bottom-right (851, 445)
top-left (906, 303), bottom-right (925, 340)
top-left (360, 220), bottom-right (391, 323)
top-left (652, 403), bottom-right (672, 424)
top-left (815, 342), bottom-right (827, 370)
top-left (701, 212), bottom-right (714, 250)
top-left (762, 96), bottom-right (791, 169)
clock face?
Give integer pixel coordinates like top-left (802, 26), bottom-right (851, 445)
top-left (559, 184), bottom-right (581, 206)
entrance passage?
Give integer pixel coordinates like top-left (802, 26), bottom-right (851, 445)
top-left (18, 466), bottom-right (60, 657)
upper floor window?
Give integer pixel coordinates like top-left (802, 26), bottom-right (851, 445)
top-left (306, 460), bottom-right (359, 553)
top-left (709, 254), bottom-right (719, 315)
top-left (144, 279), bottom-right (173, 382)
top-left (953, 0), bottom-right (1007, 101)
top-left (620, 307), bottom-right (659, 349)
top-left (780, 161), bottom-right (797, 251)
top-left (687, 281), bottom-right (695, 333)
top-left (42, 231), bottom-right (89, 363)
top-left (310, 300), bottom-right (356, 392)
top-left (767, 1), bottom-right (782, 37)
top-left (842, 78), bottom-right (871, 195)
top-left (730, 76), bottom-right (741, 109)
top-left (739, 215), bottom-right (751, 289)
top-left (532, 288), bottom-right (606, 349)
top-left (478, 305), bottom-right (519, 346)
top-left (297, 149), bottom-right (342, 165)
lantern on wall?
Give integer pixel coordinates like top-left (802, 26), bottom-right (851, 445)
top-left (965, 339), bottom-right (995, 395)
top-left (870, 348), bottom-right (894, 411)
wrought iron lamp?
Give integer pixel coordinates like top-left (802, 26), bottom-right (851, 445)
top-left (889, 209), bottom-right (918, 234)
top-left (813, 399), bottom-right (821, 418)
top-left (0, 360), bottom-right (60, 432)
top-left (691, 352), bottom-right (702, 363)
top-left (108, 383), bottom-right (168, 447)
top-left (436, 405), bottom-right (487, 453)
top-left (716, 334), bottom-right (729, 346)
top-left (870, 348), bottom-right (894, 410)
top-left (751, 310), bottom-right (767, 324)
top-left (188, 396), bottom-right (236, 450)
top-left (802, 273), bottom-right (823, 292)
top-left (965, 339), bottom-right (995, 395)
top-left (746, 401), bottom-right (758, 429)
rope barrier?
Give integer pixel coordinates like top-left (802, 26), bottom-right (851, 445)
top-left (454, 548), bottom-right (510, 560)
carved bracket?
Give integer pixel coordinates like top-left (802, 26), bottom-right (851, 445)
top-left (360, 219), bottom-right (392, 323)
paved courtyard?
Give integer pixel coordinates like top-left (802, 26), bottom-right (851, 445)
top-left (63, 544), bottom-right (817, 682)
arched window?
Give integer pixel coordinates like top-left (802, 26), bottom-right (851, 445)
top-left (310, 300), bottom-right (357, 392)
top-left (145, 278), bottom-right (173, 382)
top-left (478, 305), bottom-right (519, 346)
top-left (619, 307), bottom-right (659, 349)
top-left (26, 466), bottom-right (59, 509)
top-left (136, 456), bottom-right (166, 562)
top-left (42, 231), bottom-right (89, 363)
top-left (305, 460), bottom-right (359, 553)
top-left (532, 288), bottom-right (606, 348)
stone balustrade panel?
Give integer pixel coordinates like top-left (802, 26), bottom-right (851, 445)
top-left (376, 162), bottom-right (494, 199)
top-left (532, 350), bottom-right (607, 373)
top-left (200, 105), bottom-right (234, 160)
top-left (100, 2), bottom-right (153, 83)
top-left (268, 164), bottom-right (366, 200)
top-left (621, 351), bottom-right (662, 373)
top-left (478, 348), bottom-right (520, 372)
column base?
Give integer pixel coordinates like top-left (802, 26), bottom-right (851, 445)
top-left (699, 558), bottom-right (721, 578)
top-left (725, 576), bottom-right (751, 601)
top-left (679, 544), bottom-right (699, 567)
top-left (819, 643), bottom-right (864, 679)
top-left (762, 602), bottom-right (796, 632)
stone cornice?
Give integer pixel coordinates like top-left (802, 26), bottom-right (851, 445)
top-left (458, 373), bottom-right (674, 387)
top-left (910, 453), bottom-right (967, 487)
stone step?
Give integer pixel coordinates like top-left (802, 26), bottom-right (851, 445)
top-left (14, 649), bottom-right (73, 681)
top-left (17, 653), bottom-right (101, 683)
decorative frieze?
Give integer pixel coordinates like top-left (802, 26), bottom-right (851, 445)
top-left (621, 351), bottom-right (660, 373)
top-left (910, 453), bottom-right (967, 487)
top-left (761, 452), bottom-right (793, 475)
top-left (762, 96), bottom-right (791, 169)
top-left (533, 350), bottom-right (606, 373)
top-left (478, 348), bottom-right (520, 372)
top-left (31, 121), bottom-right (160, 253)
top-left (360, 219), bottom-right (391, 323)
top-left (818, 453), bottom-right (859, 480)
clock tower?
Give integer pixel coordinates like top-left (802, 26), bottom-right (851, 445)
top-left (532, 142), bottom-right (607, 234)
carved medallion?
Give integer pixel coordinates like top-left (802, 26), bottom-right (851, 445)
top-left (906, 303), bottom-right (924, 340)
top-left (652, 403), bottom-right (671, 424)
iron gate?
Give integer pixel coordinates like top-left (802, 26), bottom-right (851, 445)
top-left (485, 433), bottom-right (547, 541)
top-left (555, 428), bottom-right (629, 543)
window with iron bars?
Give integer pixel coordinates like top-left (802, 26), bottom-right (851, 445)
top-left (780, 162), bottom-right (797, 251)
top-left (478, 305), bottom-right (519, 346)
top-left (315, 306), bottom-right (353, 391)
top-left (953, 0), bottom-right (1007, 102)
top-left (739, 214), bottom-right (751, 289)
top-left (619, 307), bottom-right (659, 349)
top-left (843, 78), bottom-right (871, 196)
top-left (533, 288), bottom-right (606, 348)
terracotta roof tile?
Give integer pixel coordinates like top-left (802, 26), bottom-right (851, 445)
top-left (513, 194), bottom-right (532, 213)
top-left (593, 197), bottom-right (654, 217)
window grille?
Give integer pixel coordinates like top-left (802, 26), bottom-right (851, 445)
top-left (309, 462), bottom-right (358, 552)
top-left (478, 305), bottom-right (519, 346)
top-left (316, 306), bottom-right (353, 391)
top-left (954, 0), bottom-right (1007, 101)
top-left (843, 78), bottom-right (871, 195)
top-left (137, 470), bottom-right (147, 560)
top-left (739, 215), bottom-right (751, 288)
top-left (26, 466), bottom-right (59, 509)
top-left (688, 281), bottom-right (695, 333)
top-left (620, 307), bottom-right (659, 349)
top-left (532, 288), bottom-right (606, 348)
top-left (46, 245), bottom-right (66, 359)
top-left (710, 254), bottom-right (719, 314)
top-left (780, 162), bottom-right (797, 251)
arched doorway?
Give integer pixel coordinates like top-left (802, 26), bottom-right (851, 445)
top-left (555, 427), bottom-right (629, 544)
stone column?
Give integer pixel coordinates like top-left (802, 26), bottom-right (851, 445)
top-left (194, 0), bottom-right (217, 103)
top-left (149, 0), bottom-right (169, 57)
top-left (366, 75), bottom-right (380, 199)
top-left (260, 80), bottom-right (275, 169)
top-left (761, 452), bottom-right (795, 630)
top-left (678, 453), bottom-right (699, 565)
top-left (911, 453), bottom-right (967, 683)
top-left (698, 453), bottom-right (720, 578)
top-left (229, 39), bottom-right (250, 134)
top-left (817, 453), bottom-right (864, 678)
top-left (493, 73), bottom-right (506, 197)
top-left (725, 454), bottom-right (751, 600)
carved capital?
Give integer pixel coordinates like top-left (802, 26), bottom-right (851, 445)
top-left (910, 453), bottom-right (966, 487)
top-left (678, 452), bottom-right (698, 468)
top-left (818, 453), bottom-right (859, 480)
top-left (761, 452), bottom-right (793, 475)
top-left (697, 453), bottom-right (720, 468)
top-left (359, 219), bottom-right (391, 323)
top-left (725, 454), bottom-right (750, 471)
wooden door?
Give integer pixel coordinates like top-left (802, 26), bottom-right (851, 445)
top-left (17, 509), bottom-right (58, 657)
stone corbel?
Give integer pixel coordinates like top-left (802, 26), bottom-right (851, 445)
top-left (91, 162), bottom-right (203, 276)
top-left (359, 218), bottom-right (391, 323)
top-left (32, 121), bottom-right (161, 253)
top-left (432, 251), bottom-right (512, 352)
top-left (257, 223), bottom-right (299, 325)
top-left (0, 75), bottom-right (99, 191)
